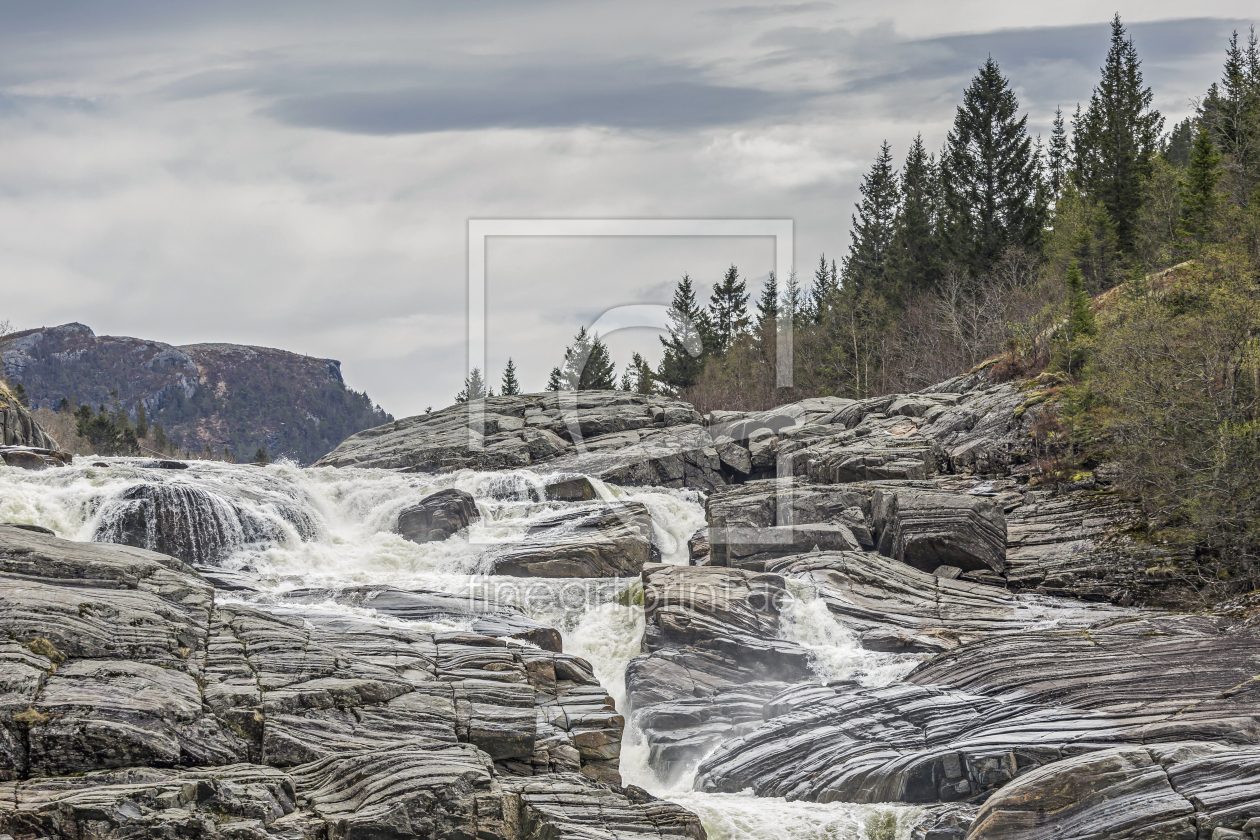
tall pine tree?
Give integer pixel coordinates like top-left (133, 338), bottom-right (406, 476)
top-left (842, 141), bottom-right (900, 293)
top-left (755, 273), bottom-right (778, 330)
top-left (886, 134), bottom-right (941, 300)
top-left (657, 274), bottom-right (709, 392)
top-left (708, 264), bottom-right (750, 354)
top-left (455, 368), bottom-right (489, 403)
top-left (939, 58), bottom-right (1046, 274)
top-left (1072, 14), bottom-right (1164, 256)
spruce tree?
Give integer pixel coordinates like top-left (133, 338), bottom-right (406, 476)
top-left (1179, 124), bottom-right (1224, 245)
top-left (621, 352), bottom-right (655, 394)
top-left (657, 274), bottom-right (709, 391)
top-left (784, 271), bottom-right (807, 329)
top-left (135, 401), bottom-right (149, 439)
top-left (1058, 260), bottom-right (1096, 376)
top-left (253, 447), bottom-right (270, 464)
top-left (1164, 117), bottom-right (1195, 168)
top-left (886, 134), bottom-right (941, 300)
top-left (1201, 28), bottom-right (1260, 207)
top-left (1048, 107), bottom-right (1071, 197)
top-left (939, 58), bottom-right (1046, 274)
top-left (581, 333), bottom-right (616, 390)
top-left (755, 273), bottom-right (779, 330)
top-left (455, 368), bottom-right (488, 403)
top-left (809, 253), bottom-right (838, 322)
top-left (546, 368), bottom-right (563, 391)
top-left (842, 141), bottom-right (900, 293)
top-left (1073, 14), bottom-right (1164, 256)
top-left (708, 264), bottom-right (749, 354)
top-left (500, 358), bottom-right (520, 396)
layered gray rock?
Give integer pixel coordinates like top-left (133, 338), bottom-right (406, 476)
top-left (395, 487), bottom-right (480, 543)
top-left (764, 550), bottom-right (1126, 654)
top-left (694, 614), bottom-right (1260, 805)
top-left (0, 383), bottom-right (58, 450)
top-left (316, 391), bottom-right (723, 488)
top-left (0, 525), bottom-right (707, 838)
top-left (625, 564), bottom-right (814, 782)
top-left (872, 487), bottom-right (1007, 575)
top-left (488, 502), bottom-right (658, 578)
top-left (967, 743), bottom-right (1260, 840)
top-left (0, 446), bottom-right (70, 470)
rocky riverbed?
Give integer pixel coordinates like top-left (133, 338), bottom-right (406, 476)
top-left (1, 372), bottom-right (1257, 839)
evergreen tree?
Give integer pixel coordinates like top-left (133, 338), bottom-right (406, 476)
top-left (809, 254), bottom-right (839, 322)
top-left (1072, 14), bottom-right (1164, 256)
top-left (755, 273), bottom-right (778, 330)
top-left (455, 368), bottom-right (488, 403)
top-left (657, 274), bottom-right (709, 392)
top-left (56, 396), bottom-right (69, 412)
top-left (135, 401), bottom-right (148, 439)
top-left (1164, 117), bottom-right (1195, 168)
top-left (621, 352), bottom-right (655, 394)
top-left (500, 358), bottom-right (520, 396)
top-left (1048, 106), bottom-right (1071, 197)
top-left (939, 58), bottom-right (1047, 274)
top-left (784, 271), bottom-right (807, 329)
top-left (582, 333), bottom-right (617, 390)
top-left (887, 134), bottom-right (942, 300)
top-left (154, 424), bottom-right (168, 453)
top-left (1179, 124), bottom-right (1224, 245)
top-left (1201, 28), bottom-right (1260, 207)
top-left (557, 328), bottom-right (616, 390)
top-left (1057, 260), bottom-right (1096, 376)
top-left (12, 383), bottom-right (29, 407)
top-left (546, 367), bottom-right (563, 391)
top-left (842, 141), bottom-right (901, 292)
top-left (253, 447), bottom-right (270, 464)
top-left (708, 264), bottom-right (750, 354)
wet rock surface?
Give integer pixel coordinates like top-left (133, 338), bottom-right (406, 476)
top-left (395, 487), bottom-right (481, 543)
top-left (0, 524), bottom-right (705, 839)
top-left (488, 502), bottom-right (659, 578)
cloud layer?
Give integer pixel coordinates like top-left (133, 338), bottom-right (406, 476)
top-left (0, 2), bottom-right (1252, 416)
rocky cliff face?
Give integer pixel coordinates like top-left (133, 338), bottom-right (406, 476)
top-left (0, 323), bottom-right (391, 464)
top-left (0, 380), bottom-right (57, 450)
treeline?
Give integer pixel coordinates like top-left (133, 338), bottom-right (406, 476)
top-left (501, 16), bottom-right (1260, 590)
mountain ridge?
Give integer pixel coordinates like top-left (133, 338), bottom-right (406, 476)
top-left (0, 322), bottom-right (391, 464)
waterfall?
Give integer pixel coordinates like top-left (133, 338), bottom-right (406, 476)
top-left (0, 456), bottom-right (923, 840)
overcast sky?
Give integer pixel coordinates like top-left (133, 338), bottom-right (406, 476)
top-left (0, 1), bottom-right (1254, 417)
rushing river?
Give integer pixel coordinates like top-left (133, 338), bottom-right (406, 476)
top-left (0, 458), bottom-right (926, 840)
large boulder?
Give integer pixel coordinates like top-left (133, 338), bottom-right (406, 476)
top-left (872, 487), bottom-right (1007, 575)
top-left (0, 446), bottom-right (71, 471)
top-left (395, 488), bottom-right (480, 543)
top-left (488, 502), bottom-right (658, 578)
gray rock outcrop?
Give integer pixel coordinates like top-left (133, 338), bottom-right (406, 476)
top-left (0, 525), bottom-right (708, 838)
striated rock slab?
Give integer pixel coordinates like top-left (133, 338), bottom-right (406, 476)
top-left (626, 564), bottom-right (814, 783)
top-left (695, 614), bottom-right (1260, 805)
top-left (396, 487), bottom-right (480, 543)
top-left (489, 502), bottom-right (658, 578)
top-left (968, 742), bottom-right (1260, 840)
top-left (765, 550), bottom-right (1126, 653)
top-left (0, 525), bottom-right (713, 837)
top-left (317, 387), bottom-right (728, 488)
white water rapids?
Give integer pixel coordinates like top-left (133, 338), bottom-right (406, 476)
top-left (0, 457), bottom-right (928, 840)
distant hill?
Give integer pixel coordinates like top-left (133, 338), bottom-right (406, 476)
top-left (0, 323), bottom-right (392, 464)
